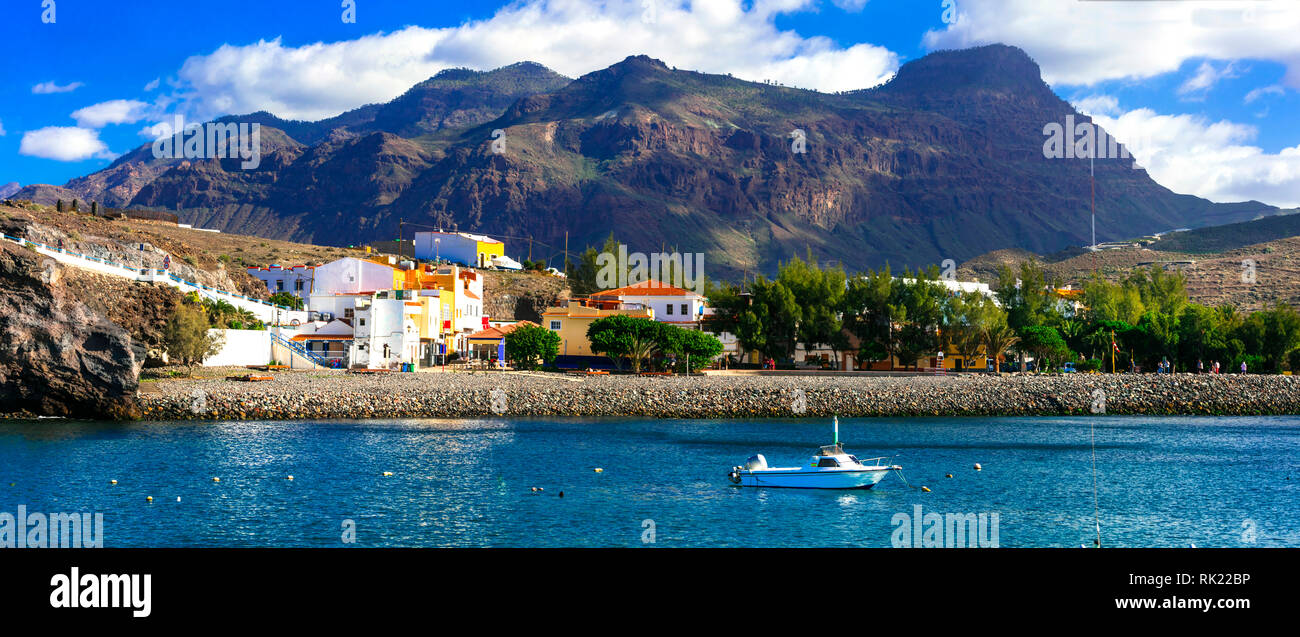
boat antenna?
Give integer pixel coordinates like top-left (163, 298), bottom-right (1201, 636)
top-left (833, 416), bottom-right (839, 446)
top-left (1091, 419), bottom-right (1101, 548)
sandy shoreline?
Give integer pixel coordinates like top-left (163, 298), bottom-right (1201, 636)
top-left (122, 370), bottom-right (1300, 421)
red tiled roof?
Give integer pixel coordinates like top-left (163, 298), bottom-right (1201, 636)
top-left (291, 334), bottom-right (353, 341)
top-left (466, 320), bottom-right (537, 340)
top-left (591, 279), bottom-right (697, 297)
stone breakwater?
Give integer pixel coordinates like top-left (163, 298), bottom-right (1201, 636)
top-left (137, 372), bottom-right (1300, 420)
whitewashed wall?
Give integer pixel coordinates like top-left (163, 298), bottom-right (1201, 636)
top-left (203, 329), bottom-right (272, 367)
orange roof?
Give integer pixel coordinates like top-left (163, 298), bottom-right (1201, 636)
top-left (591, 279), bottom-right (697, 298)
top-left (466, 321), bottom-right (538, 340)
top-left (463, 289), bottom-right (480, 300)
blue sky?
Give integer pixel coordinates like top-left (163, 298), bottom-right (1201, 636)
top-left (4, 0), bottom-right (1299, 206)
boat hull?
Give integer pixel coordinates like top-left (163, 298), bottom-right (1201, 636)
top-left (737, 468), bottom-right (892, 489)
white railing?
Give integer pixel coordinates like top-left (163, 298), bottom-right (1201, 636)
top-left (2, 232), bottom-right (308, 324)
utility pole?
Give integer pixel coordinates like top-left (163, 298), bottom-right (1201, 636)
top-left (399, 218), bottom-right (404, 259)
top-left (564, 231), bottom-right (569, 278)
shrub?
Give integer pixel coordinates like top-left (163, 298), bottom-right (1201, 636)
top-left (164, 303), bottom-right (225, 376)
top-left (504, 324), bottom-right (561, 370)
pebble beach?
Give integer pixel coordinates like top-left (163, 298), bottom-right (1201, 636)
top-left (135, 370), bottom-right (1300, 420)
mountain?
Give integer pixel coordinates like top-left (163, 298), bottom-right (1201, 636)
top-left (16, 45), bottom-right (1284, 278)
top-left (1152, 209), bottom-right (1300, 253)
top-left (0, 182), bottom-right (19, 199)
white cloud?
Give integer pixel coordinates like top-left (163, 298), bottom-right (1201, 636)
top-left (1086, 102), bottom-right (1300, 208)
top-left (19, 127), bottom-right (116, 162)
top-left (1178, 61), bottom-right (1239, 98)
top-left (831, 0), bottom-right (869, 12)
top-left (1244, 84), bottom-right (1284, 104)
top-left (32, 81), bottom-right (84, 94)
top-left (923, 0), bottom-right (1300, 88)
top-left (170, 0), bottom-right (898, 121)
top-left (1071, 94), bottom-right (1120, 118)
top-left (144, 77), bottom-right (160, 91)
top-left (71, 99), bottom-right (151, 128)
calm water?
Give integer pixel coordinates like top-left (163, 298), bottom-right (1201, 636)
top-left (0, 416), bottom-right (1296, 547)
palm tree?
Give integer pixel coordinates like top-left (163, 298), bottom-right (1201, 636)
top-left (983, 322), bottom-right (1021, 375)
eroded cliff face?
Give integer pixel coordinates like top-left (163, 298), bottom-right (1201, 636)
top-left (0, 242), bottom-right (144, 419)
top-left (14, 46), bottom-right (1282, 279)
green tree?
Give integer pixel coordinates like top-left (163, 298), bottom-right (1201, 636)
top-left (568, 233), bottom-right (620, 295)
top-left (268, 292), bottom-right (304, 310)
top-left (657, 325), bottom-right (724, 372)
top-left (779, 253), bottom-right (847, 366)
top-left (943, 290), bottom-right (1002, 370)
top-left (842, 265), bottom-right (895, 366)
top-left (504, 324), bottom-right (561, 370)
top-left (995, 259), bottom-right (1059, 331)
top-left (983, 318), bottom-right (1020, 374)
top-left (587, 314), bottom-right (664, 372)
top-left (164, 302), bottom-right (225, 376)
top-left (892, 268), bottom-right (945, 369)
top-left (1019, 325), bottom-right (1072, 372)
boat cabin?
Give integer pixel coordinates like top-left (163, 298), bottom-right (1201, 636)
top-left (811, 445), bottom-right (866, 468)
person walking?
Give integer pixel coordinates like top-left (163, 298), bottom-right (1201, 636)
top-left (1241, 360), bottom-right (1248, 374)
top-left (1197, 359), bottom-right (1204, 374)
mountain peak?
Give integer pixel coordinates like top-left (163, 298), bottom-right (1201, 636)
top-left (884, 44), bottom-right (1046, 95)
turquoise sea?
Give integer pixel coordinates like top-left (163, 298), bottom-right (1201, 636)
top-left (0, 416), bottom-right (1296, 547)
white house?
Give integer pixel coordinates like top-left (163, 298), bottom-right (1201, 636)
top-left (349, 291), bottom-right (423, 369)
top-left (412, 231), bottom-right (504, 268)
top-left (247, 264), bottom-right (314, 301)
top-left (589, 279), bottom-right (708, 327)
top-left (311, 257), bottom-right (398, 296)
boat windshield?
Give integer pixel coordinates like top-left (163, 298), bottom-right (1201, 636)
top-left (847, 455), bottom-right (861, 464)
top-left (816, 457), bottom-right (840, 468)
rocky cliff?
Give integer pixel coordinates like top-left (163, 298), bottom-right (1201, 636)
top-left (0, 241), bottom-right (144, 419)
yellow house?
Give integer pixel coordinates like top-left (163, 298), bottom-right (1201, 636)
top-left (542, 300), bottom-right (654, 357)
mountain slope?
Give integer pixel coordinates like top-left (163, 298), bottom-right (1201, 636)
top-left (16, 45), bottom-right (1282, 278)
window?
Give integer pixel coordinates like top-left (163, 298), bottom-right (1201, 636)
top-left (681, 303), bottom-right (689, 316)
top-left (295, 280), bottom-right (304, 291)
top-left (344, 308), bottom-right (354, 319)
top-left (550, 320), bottom-right (562, 331)
top-left (816, 458), bottom-right (841, 468)
top-left (359, 318), bottom-right (366, 326)
top-left (666, 304), bottom-right (674, 315)
top-left (276, 280), bottom-right (284, 291)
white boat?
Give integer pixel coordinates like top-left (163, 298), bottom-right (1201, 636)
top-left (727, 417), bottom-right (902, 489)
